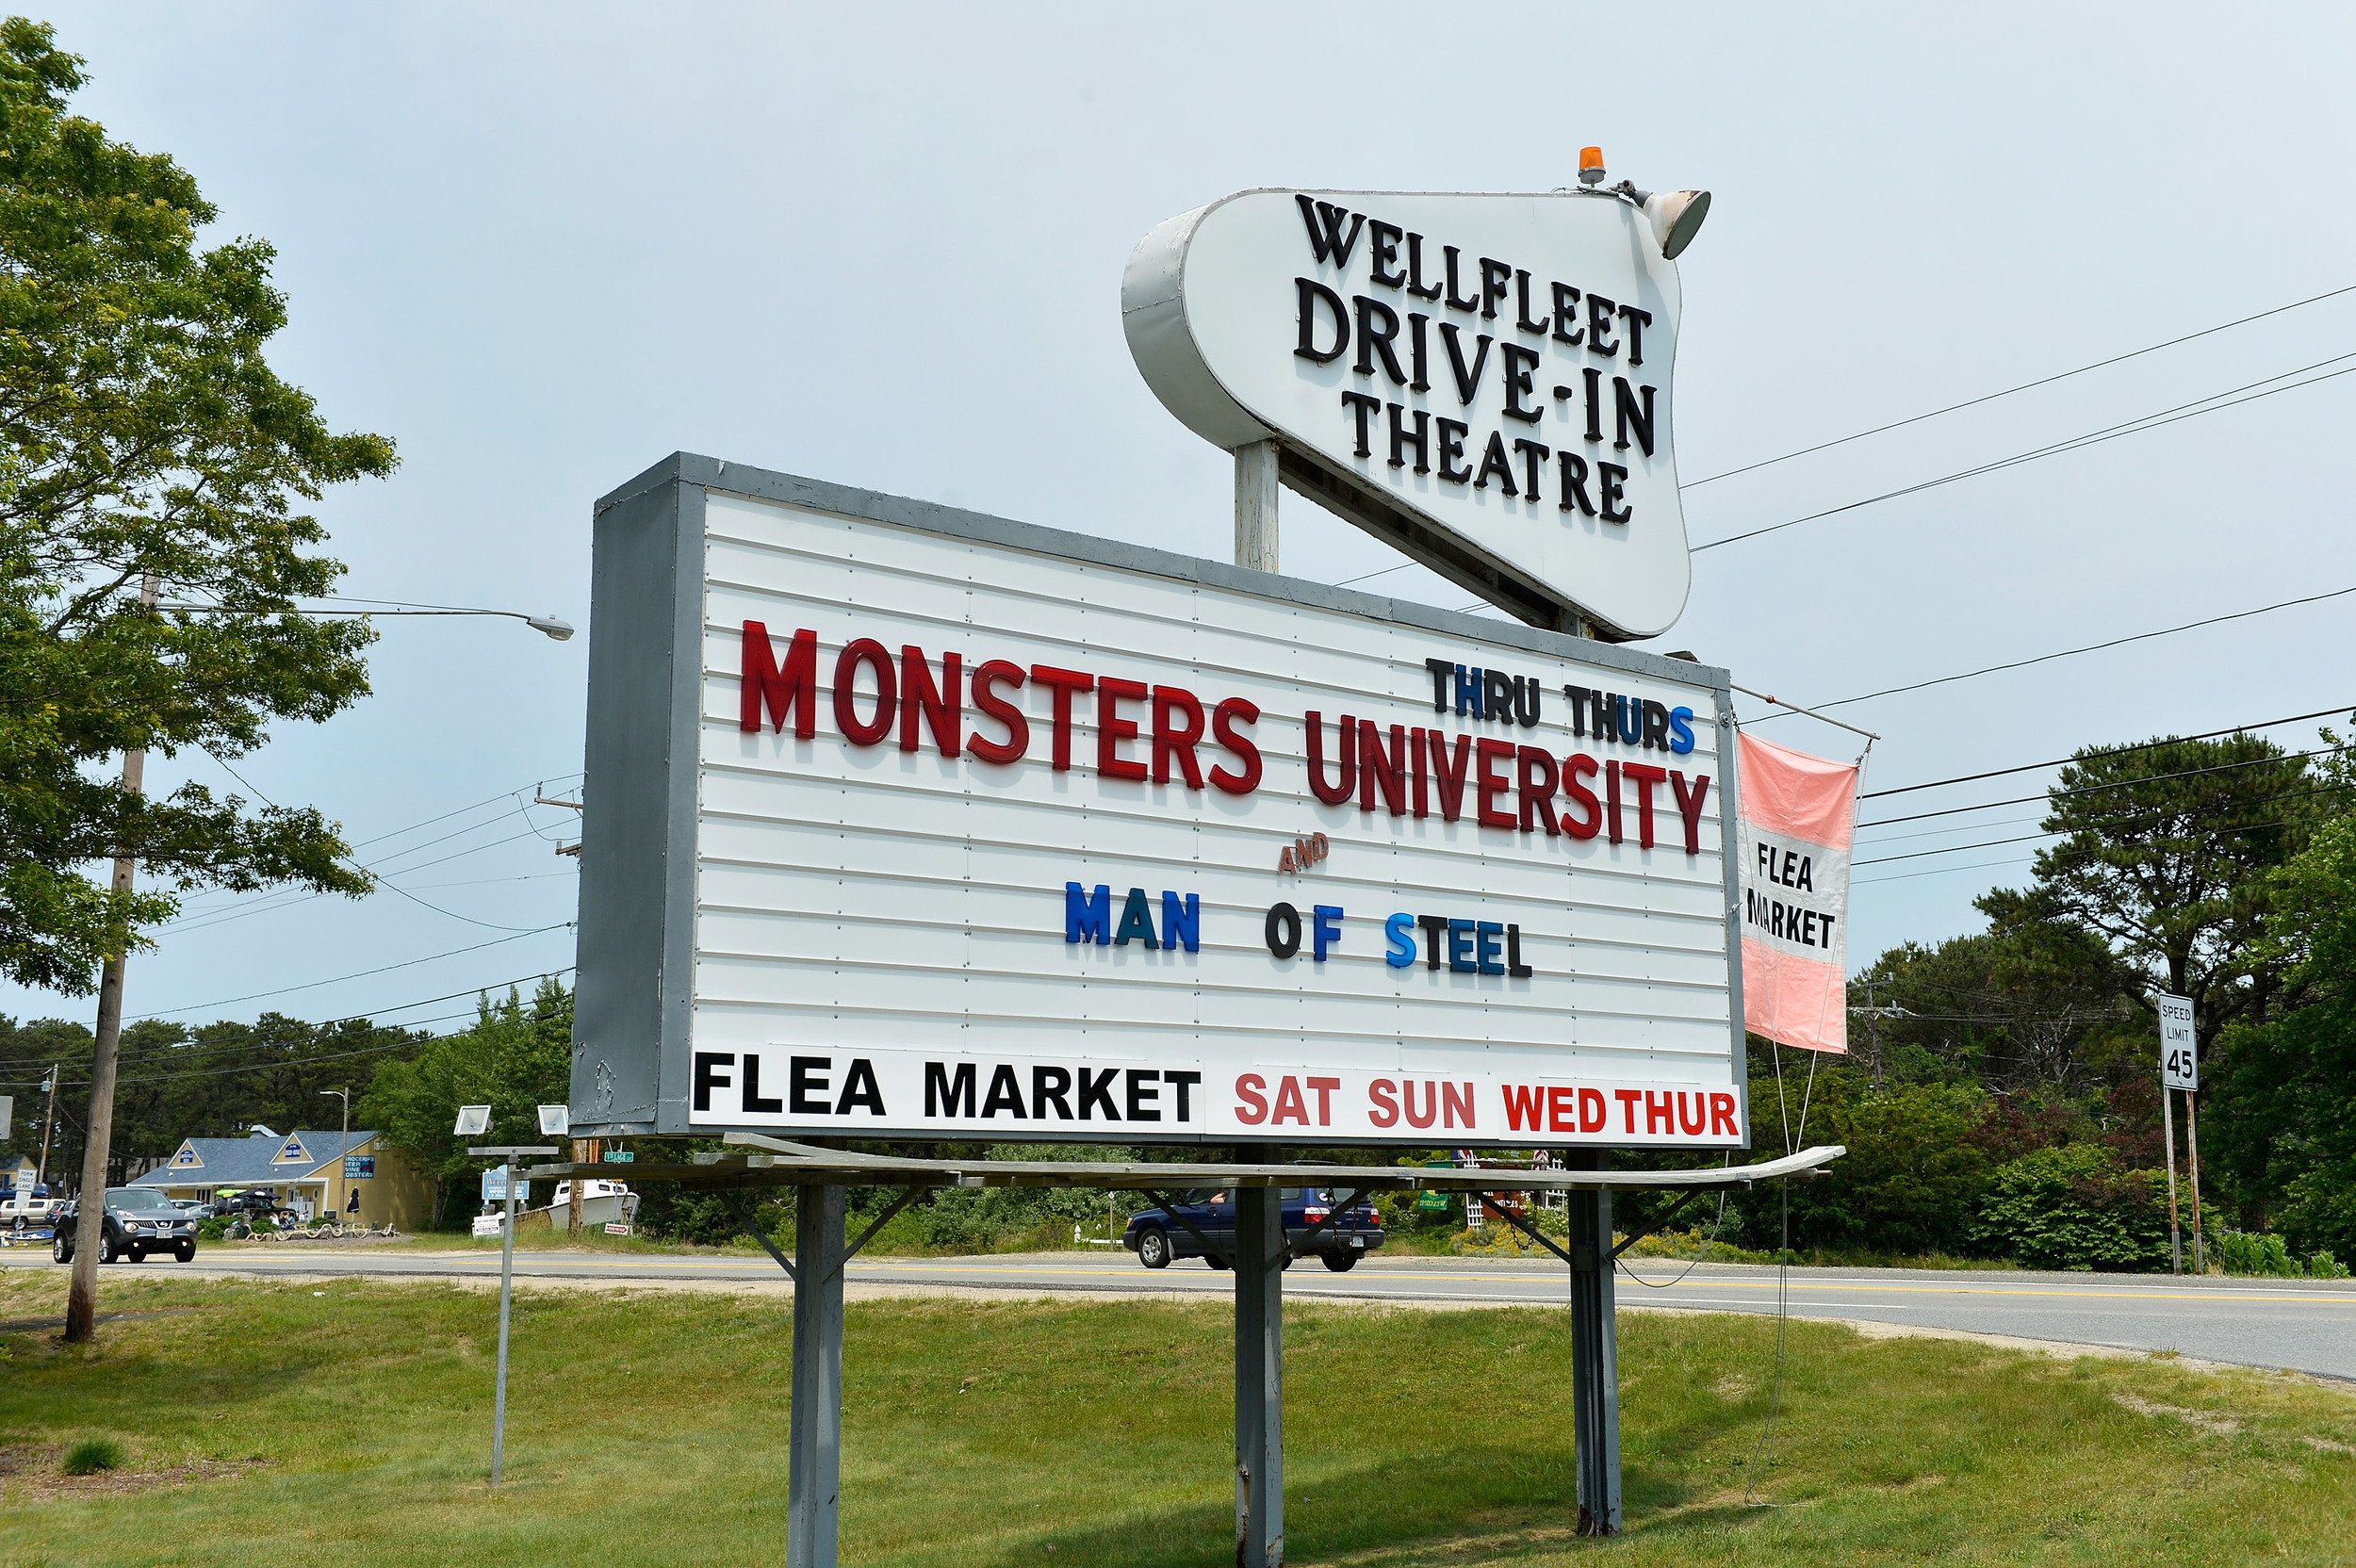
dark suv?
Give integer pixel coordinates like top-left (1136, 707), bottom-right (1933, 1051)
top-left (1124, 1186), bottom-right (1386, 1272)
top-left (52, 1188), bottom-right (199, 1265)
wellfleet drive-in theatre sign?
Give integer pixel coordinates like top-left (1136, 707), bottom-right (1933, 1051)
top-left (567, 463), bottom-right (1746, 1149)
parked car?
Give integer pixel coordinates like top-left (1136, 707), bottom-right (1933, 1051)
top-left (1124, 1186), bottom-right (1385, 1272)
top-left (51, 1188), bottom-right (200, 1265)
top-left (2, 1190), bottom-right (60, 1233)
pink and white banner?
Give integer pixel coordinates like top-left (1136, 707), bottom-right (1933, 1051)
top-left (1737, 731), bottom-right (1858, 1054)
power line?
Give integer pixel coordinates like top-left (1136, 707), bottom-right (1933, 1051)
top-left (1857, 832), bottom-right (2051, 869)
top-left (163, 820), bottom-right (573, 935)
top-left (1853, 854), bottom-right (2037, 888)
top-left (1854, 785), bottom-right (2344, 869)
top-left (1859, 704), bottom-right (2354, 800)
top-left (1692, 353), bottom-right (2356, 552)
top-left (1, 967), bottom-right (579, 1089)
top-left (1339, 287), bottom-right (2356, 594)
top-left (1857, 744), bottom-right (2348, 830)
top-left (197, 748), bottom-right (548, 933)
top-left (1764, 587), bottom-right (2356, 716)
top-left (125, 924), bottom-right (574, 1021)
top-left (1682, 283), bottom-right (2356, 487)
top-left (161, 770), bottom-right (582, 928)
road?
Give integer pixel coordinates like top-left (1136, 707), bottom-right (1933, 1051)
top-left (8, 1242), bottom-right (2352, 1381)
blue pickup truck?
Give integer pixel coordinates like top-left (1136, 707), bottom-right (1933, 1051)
top-left (1123, 1187), bottom-right (1386, 1272)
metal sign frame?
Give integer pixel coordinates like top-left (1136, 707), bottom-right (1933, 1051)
top-left (568, 453), bottom-right (1746, 1147)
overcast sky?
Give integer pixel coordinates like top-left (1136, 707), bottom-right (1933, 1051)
top-left (8, 2), bottom-right (2353, 1046)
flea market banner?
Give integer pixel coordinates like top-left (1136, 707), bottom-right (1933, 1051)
top-left (568, 458), bottom-right (1747, 1149)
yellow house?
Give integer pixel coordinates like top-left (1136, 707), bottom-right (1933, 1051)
top-left (139, 1128), bottom-right (434, 1229)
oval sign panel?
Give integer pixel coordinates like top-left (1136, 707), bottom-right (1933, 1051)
top-left (1124, 188), bottom-right (1692, 642)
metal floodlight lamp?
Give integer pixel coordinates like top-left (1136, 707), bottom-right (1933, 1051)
top-left (1642, 188), bottom-right (1711, 259)
top-left (453, 1104), bottom-right (492, 1137)
top-left (537, 1103), bottom-right (570, 1136)
top-left (1572, 144), bottom-right (1710, 259)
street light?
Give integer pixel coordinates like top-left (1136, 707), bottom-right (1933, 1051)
top-left (321, 1087), bottom-right (352, 1221)
top-left (155, 598), bottom-right (576, 641)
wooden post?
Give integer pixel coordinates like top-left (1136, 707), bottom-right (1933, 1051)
top-left (568, 1139), bottom-right (588, 1237)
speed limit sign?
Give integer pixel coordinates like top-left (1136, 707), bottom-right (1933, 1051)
top-left (2158, 994), bottom-right (2198, 1090)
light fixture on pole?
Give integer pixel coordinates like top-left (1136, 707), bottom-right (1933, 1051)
top-left (321, 1086), bottom-right (352, 1220)
top-left (453, 1105), bottom-right (492, 1137)
top-left (155, 599), bottom-right (575, 641)
top-left (537, 1104), bottom-right (570, 1137)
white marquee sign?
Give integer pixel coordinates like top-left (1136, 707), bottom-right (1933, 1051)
top-left (1124, 189), bottom-right (1692, 640)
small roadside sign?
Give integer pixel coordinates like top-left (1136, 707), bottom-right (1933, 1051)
top-left (481, 1167), bottom-right (530, 1204)
top-left (602, 1150), bottom-right (634, 1163)
top-left (603, 1223), bottom-right (631, 1235)
top-left (2159, 994), bottom-right (2198, 1090)
top-left (343, 1155), bottom-right (375, 1179)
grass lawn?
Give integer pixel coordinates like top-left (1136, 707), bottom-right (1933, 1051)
top-left (2, 1271), bottom-right (2351, 1566)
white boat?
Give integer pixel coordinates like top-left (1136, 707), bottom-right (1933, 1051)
top-left (548, 1179), bottom-right (640, 1230)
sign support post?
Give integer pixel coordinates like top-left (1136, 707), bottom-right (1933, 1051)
top-left (1235, 440), bottom-right (1278, 574)
top-left (1228, 481), bottom-right (1281, 1564)
top-left (2158, 994), bottom-right (2198, 1276)
top-left (470, 1144), bottom-right (554, 1488)
top-left (2161, 1091), bottom-right (2182, 1275)
top-left (1235, 1167), bottom-right (1284, 1566)
top-left (1565, 1152), bottom-right (1622, 1535)
top-left (789, 1184), bottom-right (848, 1568)
top-left (2184, 1091), bottom-right (2204, 1275)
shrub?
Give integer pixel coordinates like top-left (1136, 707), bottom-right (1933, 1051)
top-left (1740, 1080), bottom-right (1990, 1255)
top-left (60, 1437), bottom-right (123, 1476)
top-left (2212, 1229), bottom-right (2351, 1280)
top-left (1970, 1144), bottom-right (2174, 1271)
top-left (2213, 1228), bottom-right (2302, 1278)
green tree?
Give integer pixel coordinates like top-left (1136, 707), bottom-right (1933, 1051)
top-left (359, 980), bottom-right (571, 1227)
top-left (2211, 803), bottom-right (2356, 1257)
top-left (1988, 733), bottom-right (2316, 1060)
top-left (1850, 923), bottom-right (2140, 1096)
top-left (0, 18), bottom-right (396, 991)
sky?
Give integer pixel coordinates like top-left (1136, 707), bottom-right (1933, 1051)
top-left (7, 1), bottom-right (2355, 1048)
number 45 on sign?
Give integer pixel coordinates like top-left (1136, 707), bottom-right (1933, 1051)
top-left (2159, 993), bottom-right (2198, 1091)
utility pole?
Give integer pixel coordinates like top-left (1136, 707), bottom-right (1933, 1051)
top-left (66, 573), bottom-right (156, 1344)
top-left (1867, 982), bottom-right (1882, 1090)
top-left (34, 1065), bottom-right (59, 1189)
